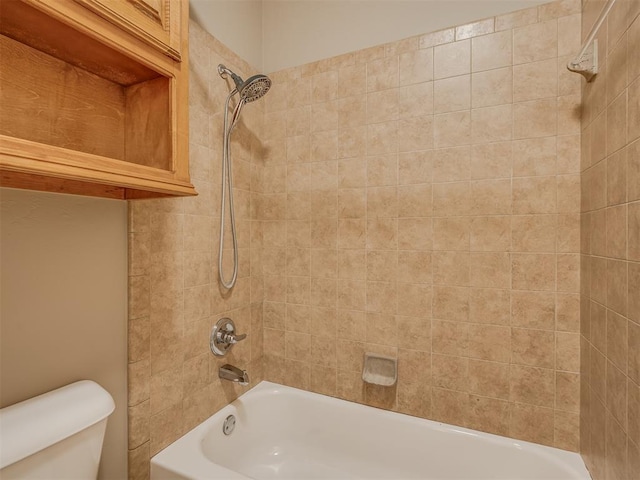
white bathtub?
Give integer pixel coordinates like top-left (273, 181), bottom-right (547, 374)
top-left (151, 381), bottom-right (590, 480)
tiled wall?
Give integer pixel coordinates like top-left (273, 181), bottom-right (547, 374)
top-left (127, 0), bottom-right (639, 476)
top-left (579, 0), bottom-right (640, 478)
top-left (260, 0), bottom-right (584, 450)
top-left (126, 21), bottom-right (264, 479)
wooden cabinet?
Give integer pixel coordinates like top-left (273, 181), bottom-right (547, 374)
top-left (0, 0), bottom-right (196, 199)
top-left (75, 0), bottom-right (183, 61)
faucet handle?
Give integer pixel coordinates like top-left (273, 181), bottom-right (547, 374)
top-left (210, 318), bottom-right (247, 357)
top-left (219, 330), bottom-right (247, 345)
top-left (230, 332), bottom-right (247, 343)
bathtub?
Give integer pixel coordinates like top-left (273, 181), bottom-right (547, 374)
top-left (151, 381), bottom-right (590, 480)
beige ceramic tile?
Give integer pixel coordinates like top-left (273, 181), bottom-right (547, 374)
top-left (397, 250), bottom-right (432, 284)
top-left (367, 89), bottom-right (399, 124)
top-left (399, 49), bottom-right (434, 85)
top-left (607, 149), bottom-right (628, 207)
top-left (434, 111), bottom-right (471, 148)
top-left (468, 288), bottom-right (511, 326)
top-left (366, 218), bottom-right (398, 250)
top-left (432, 287), bottom-right (469, 323)
top-left (509, 403), bottom-right (554, 446)
top-left (557, 14), bottom-right (582, 57)
top-left (398, 116), bottom-right (434, 152)
top-left (511, 327), bottom-right (555, 368)
top-left (398, 184), bottom-right (432, 217)
top-left (511, 290), bottom-right (556, 330)
top-left (511, 215), bottom-right (556, 252)
top-left (456, 18), bottom-right (495, 40)
top-left (513, 19), bottom-right (558, 64)
top-left (471, 67), bottom-right (513, 108)
top-left (467, 323), bottom-right (511, 362)
top-left (512, 176), bottom-right (557, 214)
top-left (397, 381), bottom-right (431, 418)
top-left (513, 59), bottom-right (558, 103)
top-left (338, 64), bottom-right (366, 99)
top-left (338, 96), bottom-right (366, 129)
top-left (513, 98), bottom-right (557, 139)
top-left (471, 105), bottom-right (513, 144)
top-left (432, 388), bottom-right (469, 426)
top-left (399, 82), bottom-right (434, 118)
top-left (398, 151), bottom-right (433, 185)
top-left (607, 91), bottom-right (628, 155)
top-left (432, 353), bottom-right (469, 390)
top-left (512, 253), bottom-right (556, 291)
top-left (367, 57), bottom-right (399, 92)
top-left (471, 30), bottom-right (513, 72)
top-left (338, 158), bottom-right (367, 188)
top-left (468, 359), bottom-right (510, 399)
top-left (495, 7), bottom-right (538, 32)
top-left (434, 75), bottom-right (471, 113)
top-left (366, 121), bottom-right (398, 155)
top-left (312, 70), bottom-right (338, 103)
top-left (434, 40), bottom-right (471, 79)
top-left (433, 217), bottom-right (471, 251)
top-left (433, 251), bottom-right (470, 286)
top-left (469, 216), bottom-right (511, 252)
top-left (432, 146), bottom-right (471, 182)
top-left (468, 252), bottom-right (511, 288)
top-left (419, 28), bottom-right (455, 49)
top-left (398, 217), bottom-right (432, 250)
top-left (510, 364), bottom-right (555, 407)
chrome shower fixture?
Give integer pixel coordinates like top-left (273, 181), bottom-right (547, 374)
top-left (218, 64), bottom-right (271, 103)
top-left (217, 64), bottom-right (271, 289)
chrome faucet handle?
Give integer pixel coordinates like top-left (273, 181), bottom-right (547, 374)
top-left (210, 318), bottom-right (247, 357)
top-left (218, 330), bottom-right (246, 345)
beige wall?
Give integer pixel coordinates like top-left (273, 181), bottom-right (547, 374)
top-left (188, 0), bottom-right (553, 73)
top-left (189, 0), bottom-right (263, 70)
top-left (0, 187), bottom-right (128, 480)
top-left (129, 0), bottom-right (638, 478)
top-left (262, 0), bottom-right (552, 72)
top-left (126, 20), bottom-right (265, 479)
top-left (260, 0), bottom-right (584, 450)
top-left (579, 0), bottom-right (640, 478)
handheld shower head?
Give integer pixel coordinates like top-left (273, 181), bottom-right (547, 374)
top-left (238, 74), bottom-right (271, 102)
top-left (218, 64), bottom-right (271, 103)
top-left (217, 63), bottom-right (271, 290)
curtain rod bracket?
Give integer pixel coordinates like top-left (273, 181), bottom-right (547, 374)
top-left (567, 0), bottom-right (616, 83)
top-left (567, 40), bottom-right (598, 82)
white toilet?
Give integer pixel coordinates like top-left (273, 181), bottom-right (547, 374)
top-left (0, 380), bottom-right (115, 479)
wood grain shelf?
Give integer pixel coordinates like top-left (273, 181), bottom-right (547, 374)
top-left (0, 0), bottom-right (195, 199)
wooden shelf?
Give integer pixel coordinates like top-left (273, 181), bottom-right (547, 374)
top-left (0, 0), bottom-right (195, 199)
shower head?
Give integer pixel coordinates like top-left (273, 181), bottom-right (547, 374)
top-left (218, 64), bottom-right (271, 103)
top-left (238, 74), bottom-right (271, 102)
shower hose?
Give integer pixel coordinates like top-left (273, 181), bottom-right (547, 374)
top-left (218, 90), bottom-right (245, 289)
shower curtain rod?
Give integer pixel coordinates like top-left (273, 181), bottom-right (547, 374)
top-left (567, 0), bottom-right (616, 82)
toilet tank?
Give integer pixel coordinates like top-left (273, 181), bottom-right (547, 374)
top-left (0, 380), bottom-right (115, 479)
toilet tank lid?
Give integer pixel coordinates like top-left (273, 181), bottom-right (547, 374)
top-left (0, 380), bottom-right (115, 469)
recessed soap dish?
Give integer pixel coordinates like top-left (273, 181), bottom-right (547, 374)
top-left (362, 353), bottom-right (397, 386)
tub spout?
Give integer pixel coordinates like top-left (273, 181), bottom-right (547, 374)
top-left (219, 364), bottom-right (249, 386)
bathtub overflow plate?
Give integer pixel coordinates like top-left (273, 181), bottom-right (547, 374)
top-left (223, 415), bottom-right (236, 435)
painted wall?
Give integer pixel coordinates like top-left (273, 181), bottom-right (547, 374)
top-left (263, 0), bottom-right (555, 71)
top-left (260, 0), bottom-right (584, 449)
top-left (0, 187), bottom-right (128, 479)
top-left (189, 0), bottom-right (263, 70)
top-left (189, 0), bottom-right (553, 72)
top-left (579, 0), bottom-right (640, 478)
